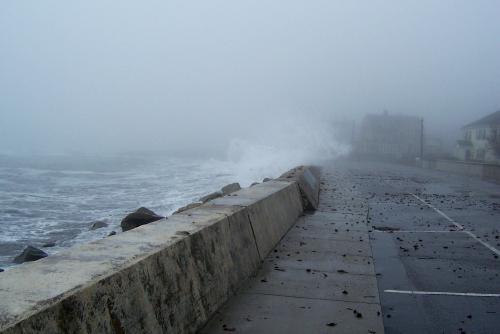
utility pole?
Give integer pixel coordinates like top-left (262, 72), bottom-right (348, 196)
top-left (420, 118), bottom-right (424, 160)
top-left (351, 121), bottom-right (356, 146)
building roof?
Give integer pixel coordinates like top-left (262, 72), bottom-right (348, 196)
top-left (463, 110), bottom-right (500, 129)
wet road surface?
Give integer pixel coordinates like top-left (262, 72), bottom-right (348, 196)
top-left (201, 160), bottom-right (499, 334)
top-left (337, 160), bottom-right (500, 334)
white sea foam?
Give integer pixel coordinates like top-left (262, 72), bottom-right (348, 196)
top-left (210, 116), bottom-right (350, 185)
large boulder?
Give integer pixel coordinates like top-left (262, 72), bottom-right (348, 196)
top-left (174, 202), bottom-right (202, 214)
top-left (120, 207), bottom-right (164, 232)
top-left (0, 268), bottom-right (4, 273)
top-left (221, 183), bottom-right (241, 195)
top-left (89, 220), bottom-right (108, 230)
top-left (199, 191), bottom-right (223, 203)
top-left (13, 246), bottom-right (48, 264)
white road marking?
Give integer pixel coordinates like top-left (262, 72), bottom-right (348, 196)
top-left (409, 193), bottom-right (464, 230)
top-left (373, 230), bottom-right (459, 233)
top-left (384, 289), bottom-right (500, 297)
top-left (410, 193), bottom-right (500, 257)
top-left (462, 230), bottom-right (500, 257)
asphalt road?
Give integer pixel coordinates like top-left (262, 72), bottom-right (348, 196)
top-left (333, 159), bottom-right (500, 334)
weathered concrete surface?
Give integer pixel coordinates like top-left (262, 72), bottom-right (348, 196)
top-left (0, 167), bottom-right (319, 334)
top-left (201, 294), bottom-right (383, 334)
top-left (173, 202), bottom-right (202, 214)
top-left (211, 181), bottom-right (304, 258)
top-left (244, 263), bottom-right (379, 304)
top-left (331, 159), bottom-right (500, 334)
top-left (278, 165), bottom-right (321, 210)
top-left (1, 207), bottom-right (258, 334)
top-left (201, 164), bottom-right (384, 334)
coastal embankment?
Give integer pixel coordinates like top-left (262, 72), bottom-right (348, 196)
top-left (423, 159), bottom-right (500, 183)
top-left (0, 166), bottom-right (319, 334)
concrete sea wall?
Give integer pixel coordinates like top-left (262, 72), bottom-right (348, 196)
top-left (0, 166), bottom-right (320, 334)
top-left (423, 159), bottom-right (500, 183)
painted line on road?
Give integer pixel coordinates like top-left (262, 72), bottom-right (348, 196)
top-left (409, 193), bottom-right (464, 230)
top-left (385, 289), bottom-right (500, 298)
top-left (462, 230), bottom-right (500, 257)
top-left (410, 193), bottom-right (500, 257)
top-left (373, 230), bottom-right (459, 234)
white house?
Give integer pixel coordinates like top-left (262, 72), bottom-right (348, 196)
top-left (456, 110), bottom-right (500, 163)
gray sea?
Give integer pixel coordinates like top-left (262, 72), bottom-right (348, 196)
top-left (0, 153), bottom-right (252, 269)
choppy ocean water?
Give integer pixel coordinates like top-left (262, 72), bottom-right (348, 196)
top-left (0, 154), bottom-right (258, 269)
top-left (0, 123), bottom-right (348, 270)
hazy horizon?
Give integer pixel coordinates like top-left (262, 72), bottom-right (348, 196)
top-left (1, 1), bottom-right (499, 156)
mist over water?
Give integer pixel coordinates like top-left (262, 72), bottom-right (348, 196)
top-left (223, 117), bottom-right (350, 184)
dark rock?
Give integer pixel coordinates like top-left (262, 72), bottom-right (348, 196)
top-left (263, 178), bottom-right (272, 182)
top-left (221, 183), bottom-right (241, 195)
top-left (222, 325), bottom-right (236, 332)
top-left (120, 207), bottom-right (164, 232)
top-left (13, 246), bottom-right (48, 264)
top-left (174, 202), bottom-right (202, 214)
top-left (108, 231), bottom-right (116, 236)
top-left (90, 220), bottom-right (108, 230)
top-left (42, 242), bottom-right (56, 248)
top-left (0, 268), bottom-right (4, 273)
top-left (199, 191), bottom-right (223, 203)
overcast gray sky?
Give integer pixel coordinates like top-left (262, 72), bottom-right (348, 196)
top-left (1, 0), bottom-right (499, 155)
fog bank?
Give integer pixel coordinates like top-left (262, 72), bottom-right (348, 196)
top-left (1, 0), bottom-right (499, 156)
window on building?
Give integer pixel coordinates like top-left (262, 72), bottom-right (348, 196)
top-left (465, 130), bottom-right (471, 141)
top-left (491, 128), bottom-right (498, 143)
top-left (475, 128), bottom-right (487, 140)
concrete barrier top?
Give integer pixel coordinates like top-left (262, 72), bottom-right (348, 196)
top-left (278, 165), bottom-right (321, 210)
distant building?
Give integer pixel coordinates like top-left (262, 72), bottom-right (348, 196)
top-left (330, 120), bottom-right (356, 146)
top-left (355, 112), bottom-right (423, 160)
top-left (455, 110), bottom-right (500, 163)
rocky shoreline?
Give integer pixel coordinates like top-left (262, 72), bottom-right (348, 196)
top-left (2, 180), bottom-right (262, 270)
